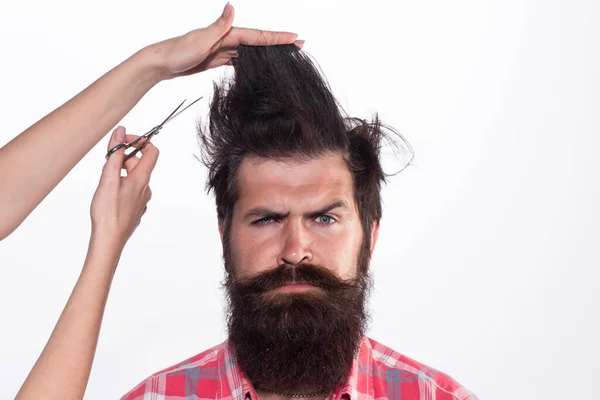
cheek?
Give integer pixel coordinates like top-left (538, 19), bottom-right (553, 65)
top-left (324, 226), bottom-right (363, 276)
top-left (230, 225), bottom-right (279, 277)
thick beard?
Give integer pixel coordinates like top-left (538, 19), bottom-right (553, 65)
top-left (223, 239), bottom-right (372, 395)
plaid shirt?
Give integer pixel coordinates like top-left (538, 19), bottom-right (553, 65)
top-left (120, 336), bottom-right (478, 400)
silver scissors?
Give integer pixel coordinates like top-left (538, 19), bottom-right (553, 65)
top-left (106, 96), bottom-right (203, 162)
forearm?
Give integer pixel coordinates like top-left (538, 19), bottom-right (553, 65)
top-left (0, 46), bottom-right (165, 240)
top-left (16, 235), bottom-right (123, 400)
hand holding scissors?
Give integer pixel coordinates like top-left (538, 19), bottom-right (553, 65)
top-left (105, 96), bottom-right (202, 163)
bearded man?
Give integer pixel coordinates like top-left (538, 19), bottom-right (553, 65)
top-left (122, 44), bottom-right (478, 400)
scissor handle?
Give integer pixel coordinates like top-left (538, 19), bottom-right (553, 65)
top-left (105, 143), bottom-right (127, 160)
top-left (123, 138), bottom-right (151, 162)
top-left (105, 125), bottom-right (161, 162)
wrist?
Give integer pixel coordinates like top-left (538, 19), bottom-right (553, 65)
top-left (134, 44), bottom-right (173, 83)
top-left (128, 45), bottom-right (171, 85)
top-left (89, 228), bottom-right (125, 258)
top-left (81, 233), bottom-right (123, 278)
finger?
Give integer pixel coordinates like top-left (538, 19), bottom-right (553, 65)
top-left (106, 126), bottom-right (126, 153)
top-left (123, 153), bottom-right (141, 175)
top-left (129, 140), bottom-right (160, 185)
top-left (204, 2), bottom-right (235, 46)
top-left (209, 49), bottom-right (237, 68)
top-left (295, 40), bottom-right (305, 49)
top-left (179, 49), bottom-right (236, 74)
top-left (101, 126), bottom-right (127, 184)
top-left (222, 27), bottom-right (298, 48)
top-left (122, 134), bottom-right (144, 173)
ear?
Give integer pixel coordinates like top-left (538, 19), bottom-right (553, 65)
top-left (369, 221), bottom-right (380, 259)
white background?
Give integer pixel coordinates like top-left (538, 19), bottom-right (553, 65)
top-left (0, 0), bottom-right (598, 399)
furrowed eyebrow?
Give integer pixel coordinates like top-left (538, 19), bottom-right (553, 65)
top-left (243, 200), bottom-right (349, 222)
top-left (306, 200), bottom-right (349, 218)
top-left (244, 209), bottom-right (290, 222)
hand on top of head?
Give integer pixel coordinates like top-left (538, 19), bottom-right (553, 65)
top-left (90, 126), bottom-right (158, 249)
top-left (149, 2), bottom-right (304, 80)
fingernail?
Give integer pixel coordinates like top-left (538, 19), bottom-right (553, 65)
top-left (222, 2), bottom-right (233, 18)
top-left (295, 40), bottom-right (305, 49)
top-left (115, 126), bottom-right (125, 142)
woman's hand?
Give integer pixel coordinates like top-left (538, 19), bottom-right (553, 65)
top-left (0, 2), bottom-right (299, 241)
top-left (149, 3), bottom-right (302, 79)
top-left (90, 126), bottom-right (158, 249)
top-left (16, 126), bottom-right (158, 400)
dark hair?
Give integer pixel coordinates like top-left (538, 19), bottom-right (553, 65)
top-left (198, 44), bottom-right (412, 245)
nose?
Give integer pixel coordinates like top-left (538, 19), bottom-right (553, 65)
top-left (277, 219), bottom-right (313, 266)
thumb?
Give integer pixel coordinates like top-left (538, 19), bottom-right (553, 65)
top-left (101, 126), bottom-right (127, 183)
top-left (205, 3), bottom-right (234, 44)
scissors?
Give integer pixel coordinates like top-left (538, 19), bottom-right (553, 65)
top-left (105, 96), bottom-right (203, 162)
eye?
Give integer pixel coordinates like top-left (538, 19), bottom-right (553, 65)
top-left (252, 217), bottom-right (274, 226)
top-left (315, 215), bottom-right (337, 225)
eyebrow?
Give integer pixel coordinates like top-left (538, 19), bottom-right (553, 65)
top-left (243, 200), bottom-right (350, 222)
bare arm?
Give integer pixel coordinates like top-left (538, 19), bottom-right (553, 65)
top-left (0, 48), bottom-right (162, 240)
top-left (15, 235), bottom-right (123, 399)
top-left (15, 127), bottom-right (159, 399)
top-left (11, 5), bottom-right (300, 398)
top-left (0, 3), bottom-right (299, 241)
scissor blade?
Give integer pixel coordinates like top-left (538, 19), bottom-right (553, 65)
top-left (129, 95), bottom-right (203, 151)
top-left (157, 99), bottom-right (188, 128)
top-left (137, 98), bottom-right (190, 140)
top-left (161, 96), bottom-right (203, 127)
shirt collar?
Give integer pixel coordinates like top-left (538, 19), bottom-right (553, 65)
top-left (220, 337), bottom-right (374, 400)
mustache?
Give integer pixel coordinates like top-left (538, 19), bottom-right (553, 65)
top-left (229, 263), bottom-right (359, 293)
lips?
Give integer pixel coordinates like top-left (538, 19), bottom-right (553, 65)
top-left (274, 282), bottom-right (318, 293)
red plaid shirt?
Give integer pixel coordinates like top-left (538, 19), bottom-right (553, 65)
top-left (121, 336), bottom-right (477, 400)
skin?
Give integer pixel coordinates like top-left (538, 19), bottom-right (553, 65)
top-left (0, 2), bottom-right (302, 241)
top-left (221, 153), bottom-right (380, 400)
top-left (222, 152), bottom-right (380, 295)
top-left (15, 127), bottom-right (157, 399)
top-left (11, 4), bottom-right (301, 399)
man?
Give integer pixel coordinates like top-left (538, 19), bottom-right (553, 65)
top-left (121, 44), bottom-right (478, 400)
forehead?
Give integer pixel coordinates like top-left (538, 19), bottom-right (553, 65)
top-left (235, 153), bottom-right (355, 210)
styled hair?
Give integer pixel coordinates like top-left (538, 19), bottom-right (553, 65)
top-left (198, 44), bottom-right (412, 245)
